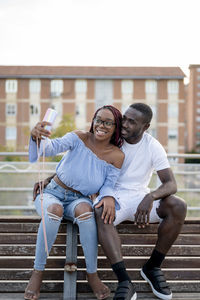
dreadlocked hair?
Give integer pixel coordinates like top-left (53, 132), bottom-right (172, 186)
top-left (89, 105), bottom-right (123, 148)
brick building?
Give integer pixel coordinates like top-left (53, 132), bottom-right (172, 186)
top-left (0, 66), bottom-right (185, 153)
top-left (186, 64), bottom-right (200, 152)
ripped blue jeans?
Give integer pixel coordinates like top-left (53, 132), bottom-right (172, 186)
top-left (34, 179), bottom-right (98, 273)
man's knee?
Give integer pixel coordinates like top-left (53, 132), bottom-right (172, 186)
top-left (94, 206), bottom-right (103, 220)
top-left (75, 203), bottom-right (93, 220)
top-left (47, 203), bottom-right (63, 220)
top-left (158, 195), bottom-right (187, 220)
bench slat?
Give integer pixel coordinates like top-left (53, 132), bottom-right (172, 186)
top-left (0, 281), bottom-right (199, 293)
top-left (1, 257), bottom-right (200, 268)
top-left (0, 216), bottom-right (198, 224)
top-left (1, 222), bottom-right (199, 234)
top-left (0, 244), bottom-right (200, 256)
top-left (1, 293), bottom-right (200, 300)
top-left (0, 233), bottom-right (200, 245)
top-left (0, 269), bottom-right (200, 280)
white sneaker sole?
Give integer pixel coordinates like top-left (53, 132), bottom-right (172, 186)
top-left (140, 269), bottom-right (172, 300)
top-left (131, 292), bottom-right (137, 300)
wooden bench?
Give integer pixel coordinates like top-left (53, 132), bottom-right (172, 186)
top-left (0, 216), bottom-right (200, 299)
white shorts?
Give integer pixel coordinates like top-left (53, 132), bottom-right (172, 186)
top-left (113, 188), bottom-right (162, 226)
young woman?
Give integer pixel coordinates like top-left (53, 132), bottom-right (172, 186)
top-left (24, 105), bottom-right (124, 300)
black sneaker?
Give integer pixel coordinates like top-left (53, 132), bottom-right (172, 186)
top-left (113, 280), bottom-right (137, 300)
top-left (140, 265), bottom-right (172, 300)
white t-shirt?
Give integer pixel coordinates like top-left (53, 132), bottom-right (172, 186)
top-left (115, 132), bottom-right (170, 193)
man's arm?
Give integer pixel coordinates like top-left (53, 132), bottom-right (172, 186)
top-left (150, 168), bottom-right (177, 200)
top-left (134, 168), bottom-right (177, 227)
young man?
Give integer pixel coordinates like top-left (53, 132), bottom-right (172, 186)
top-left (94, 103), bottom-right (187, 300)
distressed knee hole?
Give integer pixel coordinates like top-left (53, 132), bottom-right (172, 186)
top-left (47, 211), bottom-right (62, 221)
top-left (47, 204), bottom-right (63, 221)
top-left (76, 211), bottom-right (93, 221)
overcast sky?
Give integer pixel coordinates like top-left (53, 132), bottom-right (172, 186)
top-left (0, 0), bottom-right (200, 80)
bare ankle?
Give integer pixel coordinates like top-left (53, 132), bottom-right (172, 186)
top-left (33, 269), bottom-right (43, 275)
top-left (24, 270), bottom-right (43, 300)
top-left (86, 272), bottom-right (110, 300)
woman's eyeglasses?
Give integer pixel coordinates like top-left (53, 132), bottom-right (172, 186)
top-left (94, 118), bottom-right (116, 129)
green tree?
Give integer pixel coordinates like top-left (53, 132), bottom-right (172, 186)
top-left (51, 113), bottom-right (76, 138)
top-left (185, 149), bottom-right (200, 163)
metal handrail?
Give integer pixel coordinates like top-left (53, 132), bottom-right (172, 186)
top-left (1, 152), bottom-right (200, 158)
top-left (0, 152), bottom-right (29, 156)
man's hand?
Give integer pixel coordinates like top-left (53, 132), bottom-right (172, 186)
top-left (134, 193), bottom-right (154, 228)
top-left (31, 121), bottom-right (52, 141)
top-left (33, 174), bottom-right (55, 200)
top-left (95, 197), bottom-right (115, 224)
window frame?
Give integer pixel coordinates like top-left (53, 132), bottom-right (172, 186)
top-left (167, 80), bottom-right (179, 94)
top-left (6, 103), bottom-right (16, 116)
top-left (29, 79), bottom-right (41, 94)
top-left (6, 127), bottom-right (17, 140)
top-left (121, 80), bottom-right (134, 95)
top-left (5, 80), bottom-right (18, 93)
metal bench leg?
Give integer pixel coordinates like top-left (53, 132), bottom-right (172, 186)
top-left (63, 221), bottom-right (78, 300)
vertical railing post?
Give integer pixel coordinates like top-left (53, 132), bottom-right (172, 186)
top-left (63, 221), bottom-right (78, 300)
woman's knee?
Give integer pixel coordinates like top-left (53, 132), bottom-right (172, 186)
top-left (75, 203), bottom-right (93, 220)
top-left (47, 203), bottom-right (64, 219)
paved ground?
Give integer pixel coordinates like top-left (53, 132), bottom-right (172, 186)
top-left (1, 293), bottom-right (200, 300)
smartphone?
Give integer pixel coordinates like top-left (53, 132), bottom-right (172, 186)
top-left (42, 108), bottom-right (58, 131)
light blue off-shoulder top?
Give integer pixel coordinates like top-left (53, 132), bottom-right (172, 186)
top-left (29, 132), bottom-right (121, 201)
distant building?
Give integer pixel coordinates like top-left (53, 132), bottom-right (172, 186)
top-left (0, 66), bottom-right (185, 152)
top-left (186, 64), bottom-right (200, 152)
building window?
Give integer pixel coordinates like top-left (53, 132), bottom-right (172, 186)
top-left (95, 80), bottom-right (113, 109)
top-left (121, 80), bottom-right (133, 94)
top-left (30, 104), bottom-right (39, 115)
top-left (168, 103), bottom-right (178, 118)
top-left (75, 79), bottom-right (87, 93)
top-left (50, 101), bottom-right (62, 116)
top-left (168, 128), bottom-right (178, 139)
top-left (167, 80), bottom-right (179, 94)
top-left (29, 80), bottom-right (41, 94)
top-left (145, 80), bottom-right (157, 94)
top-left (50, 80), bottom-right (63, 97)
top-left (196, 116), bottom-right (200, 122)
top-left (148, 128), bottom-right (157, 138)
top-left (151, 105), bottom-right (157, 117)
top-left (121, 104), bottom-right (129, 114)
top-left (6, 127), bottom-right (17, 140)
top-left (6, 103), bottom-right (16, 116)
top-left (197, 68), bottom-right (200, 72)
top-left (5, 80), bottom-right (18, 93)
